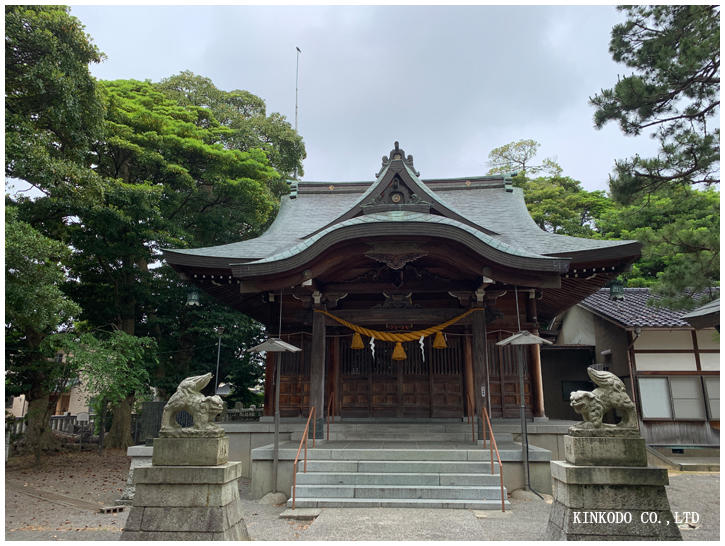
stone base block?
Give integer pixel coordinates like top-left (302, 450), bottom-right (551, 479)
top-left (564, 434), bottom-right (647, 467)
top-left (121, 518), bottom-right (249, 541)
top-left (551, 460), bottom-right (669, 487)
top-left (545, 501), bottom-right (682, 540)
top-left (121, 460), bottom-right (249, 541)
top-left (545, 461), bottom-right (681, 541)
top-left (152, 436), bottom-right (229, 466)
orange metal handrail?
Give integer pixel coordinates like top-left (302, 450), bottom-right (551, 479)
top-left (291, 406), bottom-right (316, 510)
top-left (481, 406), bottom-right (506, 512)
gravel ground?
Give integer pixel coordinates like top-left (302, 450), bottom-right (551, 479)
top-left (5, 450), bottom-right (720, 541)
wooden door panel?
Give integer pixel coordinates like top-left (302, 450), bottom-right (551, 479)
top-left (340, 377), bottom-right (370, 417)
top-left (487, 340), bottom-right (533, 418)
top-left (401, 377), bottom-right (429, 417)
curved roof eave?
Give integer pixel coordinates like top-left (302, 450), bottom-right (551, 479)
top-left (229, 211), bottom-right (570, 278)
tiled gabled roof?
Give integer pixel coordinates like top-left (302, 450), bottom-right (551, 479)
top-left (163, 142), bottom-right (641, 270)
top-left (579, 288), bottom-right (694, 328)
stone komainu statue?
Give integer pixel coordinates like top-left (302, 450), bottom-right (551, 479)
top-left (569, 367), bottom-right (638, 430)
top-left (160, 372), bottom-right (224, 437)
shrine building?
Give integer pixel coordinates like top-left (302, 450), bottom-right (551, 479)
top-left (164, 142), bottom-right (641, 428)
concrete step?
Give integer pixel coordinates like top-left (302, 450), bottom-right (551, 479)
top-left (294, 432), bottom-right (481, 441)
top-left (298, 448), bottom-right (505, 461)
top-left (298, 460), bottom-right (500, 474)
top-left (287, 497), bottom-right (510, 510)
top-left (293, 484), bottom-right (504, 500)
top-left (295, 471), bottom-right (502, 486)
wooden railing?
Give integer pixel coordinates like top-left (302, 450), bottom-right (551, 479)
top-left (481, 406), bottom-right (506, 512)
top-left (291, 406), bottom-right (316, 510)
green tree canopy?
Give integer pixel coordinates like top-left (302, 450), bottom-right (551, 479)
top-left (598, 186), bottom-right (719, 309)
top-left (157, 71), bottom-right (306, 187)
top-left (518, 175), bottom-right (612, 238)
top-left (5, 5), bottom-right (105, 198)
top-left (5, 206), bottom-right (84, 460)
top-left (5, 207), bottom-right (81, 398)
top-left (487, 139), bottom-right (562, 177)
top-left (488, 140), bottom-right (611, 238)
top-left (590, 5), bottom-right (720, 202)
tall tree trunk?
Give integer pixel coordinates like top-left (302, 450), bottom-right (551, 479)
top-left (108, 266), bottom-right (138, 451)
top-left (105, 395), bottom-right (134, 450)
top-left (25, 395), bottom-right (58, 463)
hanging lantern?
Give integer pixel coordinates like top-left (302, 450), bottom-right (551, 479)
top-left (608, 278), bottom-right (625, 301)
top-left (392, 342), bottom-right (407, 361)
top-left (351, 332), bottom-right (364, 349)
top-left (186, 288), bottom-right (201, 307)
top-left (433, 331), bottom-right (447, 349)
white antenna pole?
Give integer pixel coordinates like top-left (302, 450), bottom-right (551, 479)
top-left (294, 46), bottom-right (301, 180)
top-left (295, 46), bottom-right (301, 133)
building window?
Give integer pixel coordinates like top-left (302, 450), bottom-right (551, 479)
top-left (704, 377), bottom-right (720, 420)
top-left (639, 377), bottom-right (672, 419)
top-left (669, 377), bottom-right (706, 419)
top-left (638, 376), bottom-right (715, 421)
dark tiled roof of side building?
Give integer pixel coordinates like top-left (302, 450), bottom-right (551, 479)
top-left (579, 288), bottom-right (699, 329)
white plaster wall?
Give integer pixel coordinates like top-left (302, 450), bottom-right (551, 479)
top-left (634, 329), bottom-right (693, 350)
top-left (634, 353), bottom-right (697, 371)
top-left (699, 353), bottom-right (720, 371)
top-left (696, 329), bottom-right (720, 350)
top-left (67, 385), bottom-right (91, 415)
top-left (9, 396), bottom-right (27, 418)
top-left (558, 306), bottom-right (596, 346)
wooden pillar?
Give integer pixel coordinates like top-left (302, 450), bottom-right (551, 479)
top-left (464, 334), bottom-right (475, 417)
top-left (472, 305), bottom-right (488, 434)
top-left (309, 305), bottom-right (326, 437)
top-left (263, 352), bottom-right (275, 416)
top-left (529, 296), bottom-right (546, 419)
top-left (327, 336), bottom-right (340, 417)
top-left (529, 343), bottom-right (545, 418)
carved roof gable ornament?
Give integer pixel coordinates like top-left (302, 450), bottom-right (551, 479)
top-left (301, 141), bottom-right (499, 238)
top-left (375, 141), bottom-right (420, 178)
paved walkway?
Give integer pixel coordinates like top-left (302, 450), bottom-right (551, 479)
top-left (5, 471), bottom-right (719, 541)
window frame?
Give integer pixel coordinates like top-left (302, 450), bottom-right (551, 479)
top-left (637, 374), bottom-right (718, 422)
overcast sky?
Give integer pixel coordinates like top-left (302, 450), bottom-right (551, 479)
top-left (69, 4), bottom-right (661, 192)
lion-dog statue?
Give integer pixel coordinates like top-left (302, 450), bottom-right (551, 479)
top-left (159, 372), bottom-right (224, 437)
top-left (569, 367), bottom-right (638, 430)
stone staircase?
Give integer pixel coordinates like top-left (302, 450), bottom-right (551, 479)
top-left (287, 422), bottom-right (510, 509)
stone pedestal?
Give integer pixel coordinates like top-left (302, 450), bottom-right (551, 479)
top-left (153, 436), bottom-right (229, 466)
top-left (563, 434), bottom-right (647, 467)
top-left (545, 435), bottom-right (681, 541)
top-left (122, 438), bottom-right (249, 541)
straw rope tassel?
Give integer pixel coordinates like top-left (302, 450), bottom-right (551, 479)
top-left (351, 332), bottom-right (364, 349)
top-left (392, 342), bottom-right (407, 360)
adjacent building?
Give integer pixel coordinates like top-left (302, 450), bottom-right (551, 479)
top-left (558, 288), bottom-right (720, 446)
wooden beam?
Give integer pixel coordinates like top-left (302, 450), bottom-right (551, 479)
top-left (319, 280), bottom-right (478, 294)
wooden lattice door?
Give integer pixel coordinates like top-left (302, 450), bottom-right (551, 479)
top-left (429, 336), bottom-right (464, 418)
top-left (487, 341), bottom-right (533, 418)
top-left (339, 337), bottom-right (464, 418)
